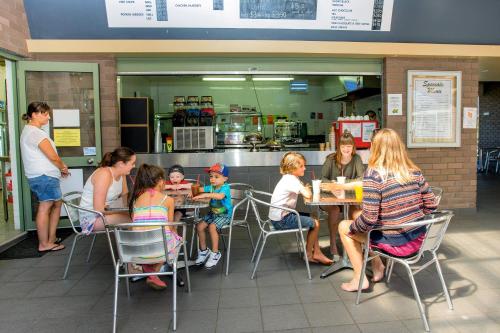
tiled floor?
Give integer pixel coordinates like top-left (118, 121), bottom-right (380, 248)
top-left (0, 175), bottom-right (499, 332)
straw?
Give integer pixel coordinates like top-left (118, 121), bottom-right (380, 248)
top-left (196, 174), bottom-right (200, 185)
top-left (311, 170), bottom-right (315, 180)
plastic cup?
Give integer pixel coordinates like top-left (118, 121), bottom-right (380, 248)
top-left (354, 185), bottom-right (363, 201)
top-left (191, 184), bottom-right (200, 197)
top-left (319, 143), bottom-right (326, 151)
top-left (336, 176), bottom-right (346, 184)
top-left (312, 179), bottom-right (321, 195)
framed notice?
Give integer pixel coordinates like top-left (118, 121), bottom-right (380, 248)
top-left (407, 71), bottom-right (461, 148)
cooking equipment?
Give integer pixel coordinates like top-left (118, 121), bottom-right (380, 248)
top-left (174, 126), bottom-right (214, 151)
top-left (274, 121), bottom-right (302, 144)
top-left (266, 140), bottom-right (284, 151)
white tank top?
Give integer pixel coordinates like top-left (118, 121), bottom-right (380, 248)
top-left (80, 167), bottom-right (123, 211)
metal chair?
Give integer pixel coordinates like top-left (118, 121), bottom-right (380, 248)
top-left (62, 191), bottom-right (113, 279)
top-left (429, 186), bottom-right (443, 206)
top-left (220, 183), bottom-right (254, 275)
top-left (246, 189), bottom-right (311, 280)
top-left (355, 210), bottom-right (454, 332)
top-left (105, 221), bottom-right (191, 332)
top-left (484, 149), bottom-right (498, 174)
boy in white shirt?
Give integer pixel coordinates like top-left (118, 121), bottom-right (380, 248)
top-left (269, 152), bottom-right (332, 265)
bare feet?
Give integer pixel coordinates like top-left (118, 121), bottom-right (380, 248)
top-left (341, 277), bottom-right (369, 292)
top-left (312, 252), bottom-right (333, 265)
top-left (38, 243), bottom-right (65, 252)
top-left (371, 261), bottom-right (385, 283)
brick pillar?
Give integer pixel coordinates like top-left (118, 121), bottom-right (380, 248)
top-left (383, 57), bottom-right (479, 209)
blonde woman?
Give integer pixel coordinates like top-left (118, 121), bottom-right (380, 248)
top-left (338, 129), bottom-right (437, 292)
top-left (321, 131), bottom-right (364, 258)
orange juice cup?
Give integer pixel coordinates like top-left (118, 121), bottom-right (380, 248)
top-left (191, 184), bottom-right (200, 197)
top-left (354, 185), bottom-right (363, 201)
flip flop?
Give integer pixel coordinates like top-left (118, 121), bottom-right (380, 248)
top-left (341, 283), bottom-right (373, 293)
top-left (55, 237), bottom-right (62, 244)
top-left (38, 244), bottom-right (65, 253)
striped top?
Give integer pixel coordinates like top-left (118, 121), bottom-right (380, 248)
top-left (132, 192), bottom-right (169, 224)
top-left (350, 168), bottom-right (437, 243)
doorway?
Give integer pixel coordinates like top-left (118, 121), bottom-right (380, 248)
top-left (0, 58), bottom-right (21, 247)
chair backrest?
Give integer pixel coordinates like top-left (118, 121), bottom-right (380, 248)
top-left (110, 223), bottom-right (172, 265)
top-left (418, 210), bottom-right (453, 255)
top-left (429, 186), bottom-right (443, 206)
top-left (245, 189), bottom-right (272, 232)
top-left (229, 183), bottom-right (253, 220)
top-left (62, 191), bottom-right (84, 232)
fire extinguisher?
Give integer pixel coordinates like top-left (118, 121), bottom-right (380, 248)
top-left (5, 169), bottom-right (12, 203)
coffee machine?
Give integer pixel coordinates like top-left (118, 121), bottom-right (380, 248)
top-left (273, 121), bottom-right (303, 144)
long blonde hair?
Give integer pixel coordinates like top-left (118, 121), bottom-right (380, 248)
top-left (368, 128), bottom-right (419, 184)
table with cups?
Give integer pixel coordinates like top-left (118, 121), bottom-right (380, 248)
top-left (305, 178), bottom-right (363, 278)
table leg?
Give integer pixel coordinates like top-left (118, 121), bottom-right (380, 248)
top-left (320, 204), bottom-right (352, 279)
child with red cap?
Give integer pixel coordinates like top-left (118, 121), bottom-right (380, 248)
top-left (192, 163), bottom-right (232, 268)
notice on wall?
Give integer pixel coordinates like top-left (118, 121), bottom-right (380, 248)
top-left (463, 107), bottom-right (477, 129)
top-left (362, 122), bottom-right (376, 142)
top-left (54, 129), bottom-right (81, 147)
top-left (105, 0), bottom-right (394, 31)
top-left (387, 93), bottom-right (402, 116)
top-left (407, 71), bottom-right (461, 148)
top-left (343, 122), bottom-right (362, 137)
top-left (53, 109), bottom-right (80, 128)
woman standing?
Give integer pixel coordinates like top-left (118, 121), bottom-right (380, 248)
top-left (321, 131), bottom-right (364, 257)
top-left (338, 128), bottom-right (437, 292)
top-left (20, 102), bottom-right (69, 252)
top-left (79, 147), bottom-right (136, 234)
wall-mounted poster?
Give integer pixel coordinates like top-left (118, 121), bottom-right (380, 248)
top-left (407, 71), bottom-right (461, 148)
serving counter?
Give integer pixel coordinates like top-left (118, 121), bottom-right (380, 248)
top-left (136, 149), bottom-right (370, 167)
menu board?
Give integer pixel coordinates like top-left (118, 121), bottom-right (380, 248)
top-left (407, 71), bottom-right (462, 148)
top-left (105, 0), bottom-right (394, 31)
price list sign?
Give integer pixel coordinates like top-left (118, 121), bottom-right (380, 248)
top-left (105, 0), bottom-right (393, 31)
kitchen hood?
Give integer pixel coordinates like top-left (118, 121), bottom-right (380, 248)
top-left (323, 76), bottom-right (381, 102)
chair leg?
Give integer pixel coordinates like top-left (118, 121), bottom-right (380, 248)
top-left (251, 232), bottom-right (263, 263)
top-left (124, 263), bottom-right (131, 298)
top-left (245, 223), bottom-right (255, 251)
top-left (251, 236), bottom-right (267, 279)
top-left (387, 259), bottom-right (395, 283)
top-left (189, 224), bottom-right (196, 258)
top-left (86, 233), bottom-right (97, 263)
top-left (225, 226), bottom-right (233, 276)
top-left (298, 231), bottom-right (311, 280)
top-left (182, 242), bottom-right (191, 293)
top-left (295, 232), bottom-right (302, 258)
top-left (62, 234), bottom-right (79, 279)
top-left (355, 247), bottom-right (370, 305)
top-left (433, 253), bottom-right (453, 310)
top-left (113, 264), bottom-right (120, 333)
top-left (172, 263), bottom-right (177, 331)
top-left (405, 263), bottom-right (430, 332)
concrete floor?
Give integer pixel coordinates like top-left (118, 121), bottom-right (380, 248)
top-left (0, 174), bottom-right (499, 332)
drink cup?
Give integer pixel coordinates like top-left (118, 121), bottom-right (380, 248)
top-left (354, 185), bottom-right (363, 201)
top-left (319, 143), bottom-right (326, 151)
top-left (191, 183), bottom-right (200, 197)
top-left (337, 189), bottom-right (345, 199)
top-left (336, 176), bottom-right (346, 184)
top-left (312, 179), bottom-right (321, 195)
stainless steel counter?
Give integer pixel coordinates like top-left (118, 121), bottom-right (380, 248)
top-left (137, 149), bottom-right (370, 167)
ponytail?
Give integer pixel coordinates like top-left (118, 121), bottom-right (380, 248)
top-left (24, 101), bottom-right (50, 122)
top-left (99, 147), bottom-right (135, 167)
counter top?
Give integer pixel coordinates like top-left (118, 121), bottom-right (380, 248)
top-left (137, 149), bottom-right (370, 167)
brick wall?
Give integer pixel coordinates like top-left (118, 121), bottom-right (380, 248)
top-left (31, 54), bottom-right (119, 154)
top-left (384, 57), bottom-right (479, 209)
top-left (479, 82), bottom-right (500, 148)
top-left (0, 0), bottom-right (30, 56)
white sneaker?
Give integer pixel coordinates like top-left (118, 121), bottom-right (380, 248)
top-left (205, 251), bottom-right (222, 269)
top-left (195, 248), bottom-right (211, 265)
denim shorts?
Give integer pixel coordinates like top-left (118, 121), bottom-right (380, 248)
top-left (272, 213), bottom-right (315, 230)
top-left (27, 175), bottom-right (62, 202)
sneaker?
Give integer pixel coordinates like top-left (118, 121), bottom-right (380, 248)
top-left (205, 251), bottom-right (222, 269)
top-left (146, 276), bottom-right (167, 291)
top-left (195, 248), bottom-right (211, 265)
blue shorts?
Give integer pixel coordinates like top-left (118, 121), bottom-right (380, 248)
top-left (27, 175), bottom-right (62, 202)
top-left (272, 213), bottom-right (315, 230)
top-left (202, 212), bottom-right (231, 231)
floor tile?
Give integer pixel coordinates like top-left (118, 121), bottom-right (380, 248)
top-left (219, 287), bottom-right (259, 308)
top-left (297, 283), bottom-right (340, 303)
top-left (259, 285), bottom-right (301, 306)
top-left (262, 304), bottom-right (309, 331)
top-left (303, 301), bottom-right (354, 327)
top-left (217, 306), bottom-right (262, 333)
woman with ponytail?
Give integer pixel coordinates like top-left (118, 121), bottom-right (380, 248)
top-left (20, 102), bottom-right (69, 252)
top-left (79, 147), bottom-right (136, 233)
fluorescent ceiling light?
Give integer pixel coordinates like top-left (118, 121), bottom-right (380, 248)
top-left (203, 77), bottom-right (246, 81)
top-left (252, 77), bottom-right (294, 81)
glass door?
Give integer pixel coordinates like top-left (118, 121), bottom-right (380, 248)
top-left (17, 61), bottom-right (102, 230)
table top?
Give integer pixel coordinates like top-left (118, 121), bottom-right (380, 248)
top-left (105, 190), bottom-right (209, 212)
top-left (304, 190), bottom-right (361, 206)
